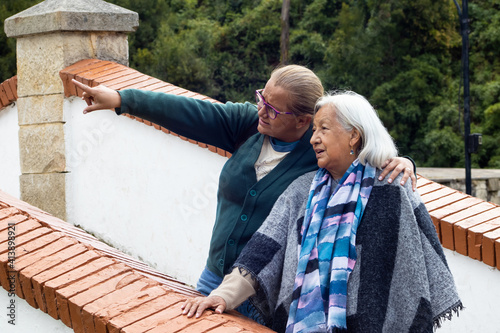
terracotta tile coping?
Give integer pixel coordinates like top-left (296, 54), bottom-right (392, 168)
top-left (0, 75), bottom-right (17, 110)
top-left (417, 174), bottom-right (500, 269)
top-left (58, 59), bottom-right (233, 159)
top-left (0, 189), bottom-right (273, 332)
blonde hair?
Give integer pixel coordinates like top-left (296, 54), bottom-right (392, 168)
top-left (315, 91), bottom-right (398, 168)
top-left (270, 65), bottom-right (324, 117)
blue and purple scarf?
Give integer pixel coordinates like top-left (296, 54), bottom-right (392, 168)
top-left (286, 160), bottom-right (375, 332)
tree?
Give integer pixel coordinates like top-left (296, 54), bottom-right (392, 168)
top-left (280, 0), bottom-right (290, 64)
top-left (0, 0), bottom-right (41, 82)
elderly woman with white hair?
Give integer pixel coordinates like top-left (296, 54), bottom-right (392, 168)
top-left (182, 91), bottom-right (462, 332)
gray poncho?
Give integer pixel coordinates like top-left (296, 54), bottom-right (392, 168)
top-left (234, 171), bottom-right (462, 332)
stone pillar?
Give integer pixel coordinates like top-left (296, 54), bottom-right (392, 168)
top-left (4, 0), bottom-right (138, 219)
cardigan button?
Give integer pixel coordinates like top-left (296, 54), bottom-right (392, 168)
top-left (228, 239), bottom-right (235, 246)
top-left (240, 214), bottom-right (248, 222)
top-left (218, 259), bottom-right (224, 266)
top-left (249, 190), bottom-right (257, 197)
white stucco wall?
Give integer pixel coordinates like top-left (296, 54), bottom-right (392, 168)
top-left (64, 97), bottom-right (226, 286)
top-left (0, 290), bottom-right (72, 333)
top-left (439, 249), bottom-right (500, 333)
top-left (0, 104), bottom-right (21, 198)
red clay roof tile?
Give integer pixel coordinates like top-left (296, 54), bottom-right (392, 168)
top-left (153, 85), bottom-right (184, 94)
top-left (9, 76), bottom-right (18, 99)
top-left (496, 239), bottom-right (500, 270)
top-left (419, 179), bottom-right (500, 266)
top-left (101, 72), bottom-right (146, 90)
top-left (417, 181), bottom-right (445, 195)
top-left (0, 227), bottom-right (55, 254)
top-left (444, 202), bottom-right (498, 254)
top-left (123, 77), bottom-right (162, 90)
top-left (145, 81), bottom-right (172, 92)
top-left (69, 273), bottom-right (140, 333)
top-left (81, 276), bottom-right (158, 331)
top-left (159, 315), bottom-right (228, 333)
top-left (420, 186), bottom-right (456, 203)
top-left (178, 90), bottom-right (199, 98)
top-left (58, 264), bottom-right (133, 328)
top-left (63, 59), bottom-right (104, 75)
top-left (0, 76), bottom-right (17, 109)
top-left (119, 300), bottom-right (190, 333)
top-left (416, 176), bottom-right (433, 187)
top-left (430, 197), bottom-right (482, 249)
top-left (13, 236), bottom-right (78, 298)
top-left (0, 218), bottom-right (41, 240)
top-left (424, 192), bottom-right (468, 213)
top-left (111, 75), bottom-right (154, 89)
top-left (0, 214), bottom-right (29, 231)
top-left (461, 211), bottom-right (500, 259)
top-left (19, 243), bottom-right (90, 308)
top-left (481, 228), bottom-right (500, 267)
top-left (105, 293), bottom-right (186, 333)
top-left (92, 287), bottom-right (169, 333)
top-left (0, 83), bottom-right (10, 106)
top-left (0, 189), bottom-right (273, 332)
top-left (191, 93), bottom-right (209, 100)
top-left (0, 231), bottom-right (64, 291)
top-left (0, 207), bottom-right (20, 220)
top-left (45, 256), bottom-right (117, 320)
top-left (445, 201), bottom-right (497, 224)
top-left (76, 66), bottom-right (129, 83)
top-left (209, 325), bottom-right (245, 333)
top-left (3, 77), bottom-right (16, 101)
top-left (32, 250), bottom-right (103, 314)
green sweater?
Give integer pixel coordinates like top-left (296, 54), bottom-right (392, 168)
top-left (116, 89), bottom-right (318, 277)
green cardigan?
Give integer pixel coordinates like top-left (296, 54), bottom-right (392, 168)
top-left (116, 89), bottom-right (319, 277)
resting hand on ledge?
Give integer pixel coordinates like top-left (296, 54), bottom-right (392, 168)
top-left (181, 295), bottom-right (227, 318)
top-left (71, 79), bottom-right (122, 114)
top-left (379, 157), bottom-right (417, 191)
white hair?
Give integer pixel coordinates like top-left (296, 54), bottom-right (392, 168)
top-left (315, 91), bottom-right (398, 168)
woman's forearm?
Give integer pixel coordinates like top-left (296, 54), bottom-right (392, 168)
top-left (210, 267), bottom-right (257, 310)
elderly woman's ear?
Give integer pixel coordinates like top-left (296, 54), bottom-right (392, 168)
top-left (350, 128), bottom-right (362, 152)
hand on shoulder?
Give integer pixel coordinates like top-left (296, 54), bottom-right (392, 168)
top-left (378, 157), bottom-right (417, 191)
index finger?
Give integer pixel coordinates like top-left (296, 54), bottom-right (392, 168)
top-left (410, 172), bottom-right (417, 192)
top-left (71, 79), bottom-right (92, 93)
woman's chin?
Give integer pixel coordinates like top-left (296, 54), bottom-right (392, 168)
top-left (257, 123), bottom-right (270, 136)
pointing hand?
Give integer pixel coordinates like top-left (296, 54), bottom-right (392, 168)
top-left (71, 79), bottom-right (122, 114)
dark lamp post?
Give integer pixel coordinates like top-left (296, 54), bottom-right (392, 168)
top-left (453, 0), bottom-right (481, 195)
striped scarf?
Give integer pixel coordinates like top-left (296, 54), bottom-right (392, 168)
top-left (286, 160), bottom-right (375, 332)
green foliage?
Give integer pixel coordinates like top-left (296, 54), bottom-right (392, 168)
top-left (1, 0), bottom-right (499, 168)
top-left (0, 0), bottom-right (43, 82)
top-left (145, 18), bottom-right (218, 95)
top-left (420, 127), bottom-right (464, 167)
top-left (476, 103), bottom-right (500, 168)
top-left (370, 56), bottom-right (448, 158)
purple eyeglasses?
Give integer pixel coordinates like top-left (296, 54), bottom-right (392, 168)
top-left (255, 89), bottom-right (293, 119)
